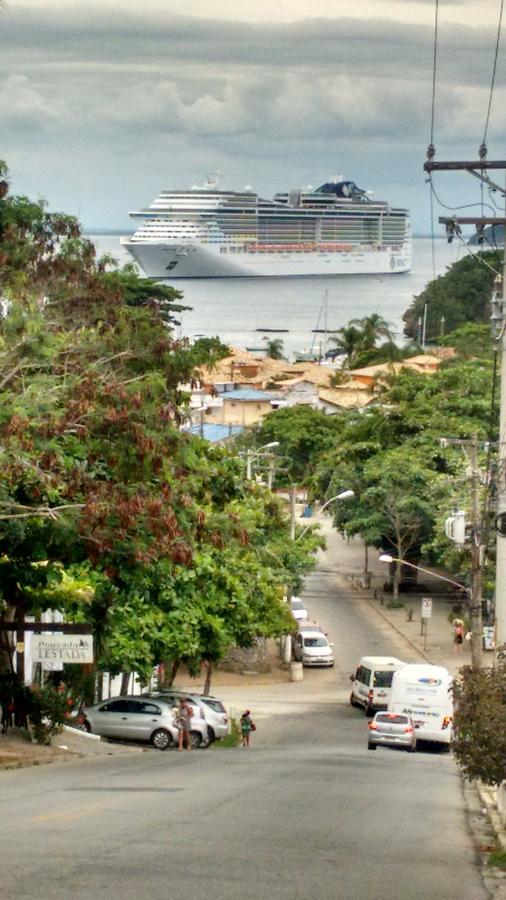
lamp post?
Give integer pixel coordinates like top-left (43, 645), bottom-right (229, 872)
top-left (295, 490), bottom-right (355, 543)
top-left (378, 554), bottom-right (467, 592)
top-left (378, 554), bottom-right (482, 666)
top-left (245, 442), bottom-right (280, 481)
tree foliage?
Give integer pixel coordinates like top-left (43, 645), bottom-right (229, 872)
top-left (237, 405), bottom-right (344, 485)
top-left (0, 162), bottom-right (317, 687)
top-left (452, 657), bottom-right (506, 786)
top-left (312, 357), bottom-right (497, 588)
top-left (403, 251), bottom-right (501, 340)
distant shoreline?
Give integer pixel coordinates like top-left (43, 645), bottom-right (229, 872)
top-left (84, 229), bottom-right (130, 236)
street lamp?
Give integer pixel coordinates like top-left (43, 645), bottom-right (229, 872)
top-left (378, 554), bottom-right (468, 593)
top-left (245, 442), bottom-right (280, 481)
top-left (295, 489), bottom-right (355, 542)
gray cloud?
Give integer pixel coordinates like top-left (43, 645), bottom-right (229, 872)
top-left (1, 4), bottom-right (503, 231)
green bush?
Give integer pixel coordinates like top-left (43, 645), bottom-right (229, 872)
top-left (452, 654), bottom-right (506, 785)
top-left (27, 683), bottom-right (74, 745)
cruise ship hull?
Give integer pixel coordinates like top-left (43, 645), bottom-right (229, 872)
top-left (123, 241), bottom-right (412, 279)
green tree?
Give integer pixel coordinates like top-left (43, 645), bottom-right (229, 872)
top-left (238, 406), bottom-right (344, 486)
top-left (350, 313), bottom-right (394, 349)
top-left (329, 325), bottom-right (364, 368)
top-left (0, 162), bottom-right (319, 691)
top-left (265, 338), bottom-right (285, 360)
top-left (403, 251), bottom-right (502, 340)
top-left (438, 322), bottom-right (493, 359)
top-left (452, 656), bottom-right (506, 786)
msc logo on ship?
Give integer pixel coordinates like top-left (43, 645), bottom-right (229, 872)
top-left (390, 256), bottom-right (406, 269)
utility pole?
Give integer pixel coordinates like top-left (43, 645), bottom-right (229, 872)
top-left (469, 434), bottom-right (483, 667)
top-left (424, 153), bottom-right (506, 652)
top-left (440, 434), bottom-right (488, 666)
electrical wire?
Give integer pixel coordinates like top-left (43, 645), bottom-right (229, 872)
top-left (430, 0), bottom-right (439, 147)
top-left (455, 232), bottom-right (502, 276)
top-left (426, 0), bottom-right (440, 346)
top-left (428, 174), bottom-right (497, 216)
top-left (482, 0), bottom-right (505, 148)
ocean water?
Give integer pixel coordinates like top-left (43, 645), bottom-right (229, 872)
top-left (88, 234), bottom-right (467, 359)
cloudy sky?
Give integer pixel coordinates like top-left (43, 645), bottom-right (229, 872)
top-left (1, 0), bottom-right (504, 232)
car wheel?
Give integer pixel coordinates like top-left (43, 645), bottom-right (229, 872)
top-left (190, 730), bottom-right (203, 749)
top-left (151, 728), bottom-right (172, 751)
top-left (368, 741), bottom-right (377, 751)
top-left (350, 693), bottom-right (359, 708)
top-left (206, 727), bottom-right (215, 743)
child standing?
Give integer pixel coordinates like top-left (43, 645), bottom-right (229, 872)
top-left (240, 710), bottom-right (255, 748)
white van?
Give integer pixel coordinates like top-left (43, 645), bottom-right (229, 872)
top-left (350, 656), bottom-right (406, 715)
top-left (387, 664), bottom-right (453, 745)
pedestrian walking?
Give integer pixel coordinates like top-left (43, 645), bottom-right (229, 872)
top-left (452, 618), bottom-right (465, 655)
top-left (174, 698), bottom-right (193, 751)
top-left (240, 710), bottom-right (255, 748)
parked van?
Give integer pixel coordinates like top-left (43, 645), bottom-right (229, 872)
top-left (350, 656), bottom-right (406, 716)
top-left (387, 664), bottom-right (453, 745)
top-left (293, 627), bottom-right (334, 667)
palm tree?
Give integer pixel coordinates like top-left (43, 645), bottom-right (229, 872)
top-left (329, 325), bottom-right (364, 368)
top-left (349, 313), bottom-right (395, 350)
top-left (265, 338), bottom-right (285, 360)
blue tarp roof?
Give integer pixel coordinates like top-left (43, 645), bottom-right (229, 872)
top-left (187, 424), bottom-right (244, 443)
top-left (222, 389), bottom-right (278, 402)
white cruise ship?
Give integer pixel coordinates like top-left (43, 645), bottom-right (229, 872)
top-left (122, 174), bottom-right (411, 279)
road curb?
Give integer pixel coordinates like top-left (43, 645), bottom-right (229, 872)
top-left (477, 783), bottom-right (506, 852)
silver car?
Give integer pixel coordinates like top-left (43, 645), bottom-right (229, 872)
top-left (149, 691), bottom-right (229, 742)
top-left (82, 696), bottom-right (208, 750)
top-left (367, 712), bottom-right (417, 752)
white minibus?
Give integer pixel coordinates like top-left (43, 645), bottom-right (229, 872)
top-left (349, 656), bottom-right (406, 716)
top-left (388, 664), bottom-right (453, 745)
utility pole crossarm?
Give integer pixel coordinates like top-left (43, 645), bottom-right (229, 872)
top-left (439, 217), bottom-right (506, 227)
top-left (424, 160), bottom-right (506, 172)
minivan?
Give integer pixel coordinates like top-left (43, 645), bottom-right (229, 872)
top-left (293, 627), bottom-right (334, 667)
top-left (349, 656), bottom-right (406, 715)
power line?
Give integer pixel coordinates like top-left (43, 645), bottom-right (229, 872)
top-left (482, 0), bottom-right (505, 150)
top-left (428, 174), bottom-right (498, 216)
top-left (429, 0), bottom-right (440, 148)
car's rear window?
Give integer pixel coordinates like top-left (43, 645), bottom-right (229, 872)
top-left (376, 714), bottom-right (409, 724)
top-left (291, 601), bottom-right (304, 610)
top-left (374, 671), bottom-right (394, 688)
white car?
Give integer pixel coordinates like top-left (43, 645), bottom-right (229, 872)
top-left (290, 596), bottom-right (309, 622)
top-left (293, 628), bottom-right (334, 667)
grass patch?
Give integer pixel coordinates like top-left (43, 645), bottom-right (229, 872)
top-left (488, 850), bottom-right (506, 869)
top-left (386, 599), bottom-right (405, 610)
top-left (211, 718), bottom-right (241, 749)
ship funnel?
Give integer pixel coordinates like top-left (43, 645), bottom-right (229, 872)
top-left (288, 189), bottom-right (302, 207)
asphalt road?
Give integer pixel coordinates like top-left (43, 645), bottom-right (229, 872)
top-left (0, 568), bottom-right (487, 900)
